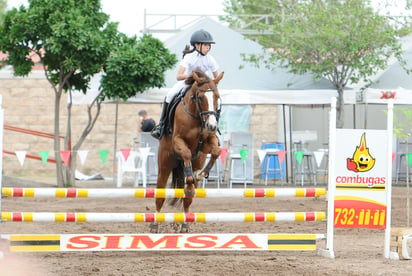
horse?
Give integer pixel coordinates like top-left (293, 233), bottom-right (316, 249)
top-left (152, 70), bottom-right (224, 233)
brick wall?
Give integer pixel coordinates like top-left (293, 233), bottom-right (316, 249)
top-left (0, 71), bottom-right (279, 180)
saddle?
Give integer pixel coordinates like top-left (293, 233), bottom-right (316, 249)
top-left (165, 87), bottom-right (190, 135)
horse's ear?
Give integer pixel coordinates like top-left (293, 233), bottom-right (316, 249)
top-left (214, 72), bottom-right (224, 84)
top-left (192, 71), bottom-right (206, 83)
top-left (192, 71), bottom-right (200, 82)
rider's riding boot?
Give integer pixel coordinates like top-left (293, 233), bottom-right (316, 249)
top-left (151, 101), bottom-right (169, 140)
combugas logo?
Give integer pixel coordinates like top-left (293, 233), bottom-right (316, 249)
top-left (346, 133), bottom-right (375, 173)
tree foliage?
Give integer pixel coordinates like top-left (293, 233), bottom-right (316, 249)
top-left (223, 0), bottom-right (405, 128)
top-left (0, 0), bottom-right (5, 27)
top-left (0, 0), bottom-right (177, 186)
top-left (102, 34), bottom-right (177, 101)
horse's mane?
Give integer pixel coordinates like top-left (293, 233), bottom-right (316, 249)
top-left (184, 70), bottom-right (210, 87)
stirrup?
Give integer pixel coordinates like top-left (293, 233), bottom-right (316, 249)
top-left (151, 125), bottom-right (162, 140)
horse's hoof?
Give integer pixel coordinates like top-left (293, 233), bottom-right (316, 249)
top-left (180, 223), bottom-right (190, 233)
top-left (150, 222), bottom-right (159, 233)
top-left (171, 223), bottom-right (181, 232)
top-left (194, 170), bottom-right (206, 181)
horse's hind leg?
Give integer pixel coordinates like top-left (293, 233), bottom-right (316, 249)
top-left (151, 144), bottom-right (173, 233)
top-left (172, 162), bottom-right (192, 233)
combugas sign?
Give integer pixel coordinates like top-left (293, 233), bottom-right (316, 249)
top-left (333, 129), bottom-right (388, 229)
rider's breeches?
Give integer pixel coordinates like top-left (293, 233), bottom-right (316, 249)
top-left (166, 80), bottom-right (189, 103)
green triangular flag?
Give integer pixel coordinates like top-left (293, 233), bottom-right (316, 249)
top-left (294, 151), bottom-right (304, 165)
top-left (408, 153), bottom-right (412, 168)
top-left (98, 149), bottom-right (109, 165)
top-left (239, 149), bottom-right (248, 163)
top-left (39, 151), bottom-right (49, 165)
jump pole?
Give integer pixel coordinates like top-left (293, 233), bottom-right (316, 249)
top-left (1, 211), bottom-right (326, 223)
top-left (2, 187), bottom-right (326, 198)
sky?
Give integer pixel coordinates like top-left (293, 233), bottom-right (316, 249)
top-left (6, 0), bottom-right (227, 39)
top-left (6, 0), bottom-right (412, 39)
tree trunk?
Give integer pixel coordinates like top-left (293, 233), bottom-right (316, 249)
top-left (336, 87), bottom-right (345, 128)
top-left (54, 91), bottom-right (64, 187)
top-left (65, 91), bottom-right (74, 186)
top-left (112, 99), bottom-right (119, 187)
top-left (69, 95), bottom-right (102, 186)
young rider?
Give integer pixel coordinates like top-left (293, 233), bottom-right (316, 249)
top-left (151, 29), bottom-right (220, 140)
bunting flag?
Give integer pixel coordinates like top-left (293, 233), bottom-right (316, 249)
top-left (39, 151), bottom-right (49, 165)
top-left (257, 150), bottom-right (266, 163)
top-left (408, 153), bottom-right (412, 168)
top-left (15, 150), bottom-right (27, 166)
top-left (220, 148), bottom-right (228, 164)
top-left (77, 150), bottom-right (89, 165)
top-left (392, 152), bottom-right (396, 164)
top-left (120, 148), bottom-right (131, 161)
top-left (60, 151), bottom-right (71, 166)
top-left (239, 149), bottom-right (249, 163)
top-left (98, 150), bottom-right (109, 165)
top-left (313, 151), bottom-right (325, 168)
top-left (139, 147), bottom-right (150, 161)
top-left (294, 151), bottom-right (304, 166)
top-left (277, 150), bottom-right (286, 165)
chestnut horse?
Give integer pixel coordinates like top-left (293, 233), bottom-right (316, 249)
top-left (152, 70), bottom-right (224, 232)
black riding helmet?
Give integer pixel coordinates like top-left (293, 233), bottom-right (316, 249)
top-left (190, 29), bottom-right (215, 56)
top-left (190, 29), bottom-right (215, 46)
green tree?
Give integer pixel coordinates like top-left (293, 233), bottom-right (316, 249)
top-left (0, 0), bottom-right (5, 69)
top-left (0, 0), bottom-right (5, 27)
top-left (0, 0), bottom-right (177, 186)
top-left (223, 0), bottom-right (405, 128)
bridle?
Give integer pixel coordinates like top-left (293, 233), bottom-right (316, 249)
top-left (182, 82), bottom-right (221, 124)
top-left (181, 80), bottom-right (222, 159)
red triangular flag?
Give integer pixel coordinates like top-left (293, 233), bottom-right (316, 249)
top-left (220, 148), bottom-right (228, 164)
top-left (277, 150), bottom-right (286, 165)
top-left (392, 152), bottom-right (396, 164)
top-left (60, 151), bottom-right (71, 166)
top-left (121, 148), bottom-right (131, 161)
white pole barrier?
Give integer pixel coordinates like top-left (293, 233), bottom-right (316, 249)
top-left (319, 97), bottom-right (336, 259)
top-left (385, 101), bottom-right (394, 258)
top-left (0, 96), bottom-right (4, 259)
top-left (2, 187), bottom-right (326, 198)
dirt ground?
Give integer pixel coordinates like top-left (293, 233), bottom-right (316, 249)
top-left (1, 180), bottom-right (412, 276)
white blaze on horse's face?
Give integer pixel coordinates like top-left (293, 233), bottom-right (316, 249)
top-left (205, 91), bottom-right (217, 132)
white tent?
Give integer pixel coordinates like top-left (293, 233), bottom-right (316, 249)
top-left (130, 17), bottom-right (357, 105)
top-left (365, 35), bottom-right (412, 105)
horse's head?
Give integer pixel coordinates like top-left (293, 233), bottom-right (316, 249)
top-left (190, 70), bottom-right (224, 132)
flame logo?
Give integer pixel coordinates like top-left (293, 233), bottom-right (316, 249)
top-left (346, 133), bottom-right (375, 173)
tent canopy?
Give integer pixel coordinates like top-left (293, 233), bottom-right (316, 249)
top-left (364, 34), bottom-right (412, 105)
top-left (131, 17), bottom-right (352, 105)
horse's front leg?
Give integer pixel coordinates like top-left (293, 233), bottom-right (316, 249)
top-left (173, 136), bottom-right (196, 197)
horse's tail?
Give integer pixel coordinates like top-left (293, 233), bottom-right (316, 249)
top-left (168, 160), bottom-right (185, 208)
